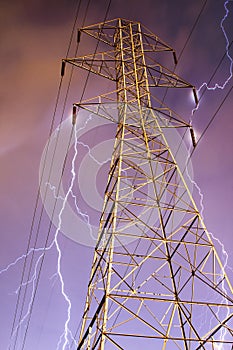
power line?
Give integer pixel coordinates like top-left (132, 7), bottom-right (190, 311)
top-left (196, 37), bottom-right (233, 103)
top-left (191, 81), bottom-right (233, 157)
top-left (178, 0), bottom-right (208, 62)
top-left (9, 1), bottom-right (85, 349)
top-left (161, 0), bottom-right (208, 106)
top-left (10, 0), bottom-right (232, 348)
top-left (19, 0), bottom-right (113, 349)
top-left (19, 2), bottom-right (91, 348)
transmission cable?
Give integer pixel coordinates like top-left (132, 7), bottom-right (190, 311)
top-left (9, 1), bottom-right (232, 348)
top-left (68, 1), bottom-right (115, 348)
top-left (18, 1), bottom-right (94, 348)
top-left (189, 81), bottom-right (233, 160)
top-left (9, 1), bottom-right (85, 349)
top-left (20, 0), bottom-right (113, 349)
top-left (23, 0), bottom-right (232, 348)
top-left (160, 0), bottom-right (208, 106)
top-left (195, 37), bottom-right (233, 104)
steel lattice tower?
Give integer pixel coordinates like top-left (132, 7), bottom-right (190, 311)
top-left (64, 19), bottom-right (233, 349)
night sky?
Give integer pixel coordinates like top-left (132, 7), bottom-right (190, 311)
top-left (0, 1), bottom-right (233, 349)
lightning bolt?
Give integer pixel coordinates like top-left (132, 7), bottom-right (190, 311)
top-left (41, 112), bottom-right (113, 349)
top-left (192, 0), bottom-right (233, 115)
top-left (1, 114), bottom-right (104, 349)
top-left (0, 108), bottom-right (111, 350)
top-left (199, 0), bottom-right (232, 94)
top-left (45, 114), bottom-right (112, 348)
top-left (46, 181), bottom-right (93, 240)
top-left (187, 1), bottom-right (233, 346)
top-left (39, 114), bottom-right (98, 350)
top-left (9, 251), bottom-right (45, 348)
top-left (2, 3), bottom-right (232, 349)
top-left (3, 212), bottom-right (74, 349)
top-left (2, 244), bottom-right (54, 349)
top-left (190, 0), bottom-right (232, 262)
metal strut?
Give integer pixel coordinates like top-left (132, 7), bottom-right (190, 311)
top-left (63, 18), bottom-right (233, 350)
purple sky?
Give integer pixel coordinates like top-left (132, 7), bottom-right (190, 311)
top-left (0, 1), bottom-right (233, 349)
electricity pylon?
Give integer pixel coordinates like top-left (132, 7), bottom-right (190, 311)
top-left (64, 19), bottom-right (233, 349)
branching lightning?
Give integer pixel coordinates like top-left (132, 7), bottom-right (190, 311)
top-left (190, 0), bottom-right (233, 250)
top-left (46, 115), bottom-right (112, 348)
top-left (0, 111), bottom-right (113, 349)
top-left (0, 116), bottom-right (79, 349)
top-left (10, 252), bottom-right (44, 346)
top-left (1, 2), bottom-right (232, 349)
top-left (192, 0), bottom-right (233, 116)
top-left (187, 2), bottom-right (233, 347)
top-left (198, 0), bottom-right (232, 94)
top-left (38, 115), bottom-right (96, 350)
top-left (41, 2), bottom-right (233, 347)
top-left (190, 0), bottom-right (233, 256)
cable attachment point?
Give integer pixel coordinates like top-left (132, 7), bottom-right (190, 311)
top-left (61, 60), bottom-right (66, 77)
top-left (193, 88), bottom-right (199, 106)
top-left (77, 29), bottom-right (81, 43)
top-left (190, 127), bottom-right (196, 148)
top-left (72, 105), bottom-right (77, 125)
top-left (173, 51), bottom-right (178, 65)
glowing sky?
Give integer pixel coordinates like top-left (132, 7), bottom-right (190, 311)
top-left (0, 0), bottom-right (233, 349)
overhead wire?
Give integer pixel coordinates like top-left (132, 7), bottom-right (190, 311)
top-left (160, 0), bottom-right (208, 107)
top-left (19, 0), bottom-right (114, 349)
top-left (184, 18), bottom-right (233, 164)
top-left (9, 1), bottom-right (85, 349)
top-left (152, 1), bottom-right (233, 296)
top-left (173, 0), bottom-right (233, 147)
top-left (27, 0), bottom-right (94, 343)
top-left (19, 0), bottom-right (94, 348)
top-left (177, 0), bottom-right (208, 62)
top-left (68, 0), bottom-right (115, 348)
top-left (189, 81), bottom-right (233, 160)
top-left (157, 0), bottom-right (209, 171)
top-left (11, 0), bottom-right (232, 348)
top-left (182, 36), bottom-right (233, 175)
top-left (195, 36), bottom-right (233, 104)
top-left (158, 0), bottom-right (233, 194)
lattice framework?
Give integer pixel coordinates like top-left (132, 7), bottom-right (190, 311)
top-left (63, 18), bottom-right (233, 350)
